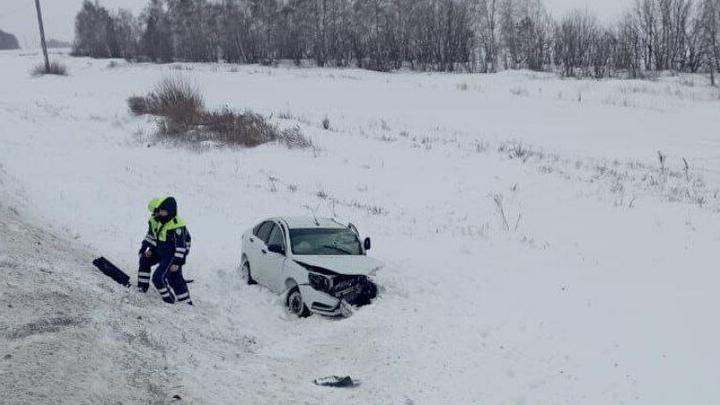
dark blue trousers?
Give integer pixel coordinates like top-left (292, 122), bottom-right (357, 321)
top-left (138, 254), bottom-right (191, 304)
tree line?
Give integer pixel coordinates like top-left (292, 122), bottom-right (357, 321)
top-left (73, 0), bottom-right (720, 83)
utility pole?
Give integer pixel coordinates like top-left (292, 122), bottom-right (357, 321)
top-left (34, 0), bottom-right (50, 72)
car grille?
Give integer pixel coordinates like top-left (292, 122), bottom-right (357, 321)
top-left (330, 275), bottom-right (376, 306)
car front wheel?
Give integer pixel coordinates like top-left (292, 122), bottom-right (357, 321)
top-left (286, 286), bottom-right (311, 318)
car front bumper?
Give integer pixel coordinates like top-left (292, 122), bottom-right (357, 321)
top-left (298, 285), bottom-right (352, 317)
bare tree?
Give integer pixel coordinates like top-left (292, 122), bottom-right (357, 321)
top-left (73, 0), bottom-right (113, 58)
top-left (700, 0), bottom-right (720, 84)
top-left (475, 0), bottom-right (500, 72)
top-left (65, 0), bottom-right (720, 80)
top-left (140, 0), bottom-right (173, 62)
top-left (555, 9), bottom-right (599, 77)
top-left (615, 12), bottom-right (643, 77)
top-left (111, 9), bottom-right (141, 59)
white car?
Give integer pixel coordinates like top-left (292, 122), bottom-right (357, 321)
top-left (240, 216), bottom-right (383, 317)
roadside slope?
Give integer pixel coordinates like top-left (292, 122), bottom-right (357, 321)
top-left (0, 170), bottom-right (189, 404)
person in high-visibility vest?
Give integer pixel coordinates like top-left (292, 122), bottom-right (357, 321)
top-left (137, 196), bottom-right (192, 305)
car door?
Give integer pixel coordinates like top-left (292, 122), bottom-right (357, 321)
top-left (247, 221), bottom-right (273, 286)
top-left (263, 223), bottom-right (289, 293)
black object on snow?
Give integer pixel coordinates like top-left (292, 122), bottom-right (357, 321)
top-left (92, 257), bottom-right (131, 287)
top-left (313, 376), bottom-right (355, 387)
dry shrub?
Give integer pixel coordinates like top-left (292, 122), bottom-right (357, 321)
top-left (143, 77), bottom-right (204, 126)
top-left (280, 126), bottom-right (313, 148)
top-left (129, 77), bottom-right (311, 149)
top-left (509, 86), bottom-right (529, 96)
top-left (127, 96), bottom-right (148, 115)
top-left (31, 62), bottom-right (68, 76)
top-left (198, 110), bottom-right (279, 147)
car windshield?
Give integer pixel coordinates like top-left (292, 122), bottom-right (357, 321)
top-left (290, 228), bottom-right (362, 255)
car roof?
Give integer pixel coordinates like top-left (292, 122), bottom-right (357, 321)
top-left (272, 216), bottom-right (347, 230)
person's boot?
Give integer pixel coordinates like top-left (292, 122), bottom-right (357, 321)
top-left (157, 287), bottom-right (175, 303)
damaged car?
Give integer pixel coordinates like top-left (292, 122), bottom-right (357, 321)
top-left (240, 216), bottom-right (383, 317)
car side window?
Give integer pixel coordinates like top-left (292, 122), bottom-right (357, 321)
top-left (256, 222), bottom-right (273, 243)
top-left (267, 224), bottom-right (285, 248)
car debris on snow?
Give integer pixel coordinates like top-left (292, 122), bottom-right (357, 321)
top-left (313, 375), bottom-right (356, 387)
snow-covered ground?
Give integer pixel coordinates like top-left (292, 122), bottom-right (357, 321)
top-left (1, 49), bottom-right (720, 404)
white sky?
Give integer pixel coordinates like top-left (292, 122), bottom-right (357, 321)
top-left (1, 0), bottom-right (630, 49)
top-left (544, 0), bottom-right (629, 20)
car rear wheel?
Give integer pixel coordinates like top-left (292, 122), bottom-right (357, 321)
top-left (286, 286), bottom-right (311, 318)
top-left (242, 261), bottom-right (257, 285)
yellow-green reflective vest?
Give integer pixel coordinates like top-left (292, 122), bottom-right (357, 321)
top-left (149, 216), bottom-right (187, 242)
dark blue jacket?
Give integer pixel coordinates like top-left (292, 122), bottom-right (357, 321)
top-left (140, 218), bottom-right (191, 266)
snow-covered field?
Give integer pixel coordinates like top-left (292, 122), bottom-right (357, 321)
top-left (2, 49), bottom-right (720, 404)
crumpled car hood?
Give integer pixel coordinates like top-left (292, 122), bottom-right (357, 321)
top-left (293, 255), bottom-right (384, 276)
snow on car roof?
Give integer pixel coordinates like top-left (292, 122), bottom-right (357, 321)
top-left (279, 216), bottom-right (347, 229)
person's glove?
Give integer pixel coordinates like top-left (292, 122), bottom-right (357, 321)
top-left (138, 244), bottom-right (153, 258)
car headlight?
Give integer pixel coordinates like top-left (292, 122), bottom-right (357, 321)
top-left (308, 273), bottom-right (331, 292)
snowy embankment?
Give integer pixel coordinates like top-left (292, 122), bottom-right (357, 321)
top-left (1, 49), bottom-right (720, 404)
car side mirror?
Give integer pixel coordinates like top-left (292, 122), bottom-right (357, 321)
top-left (363, 237), bottom-right (371, 251)
top-left (268, 244), bottom-right (285, 255)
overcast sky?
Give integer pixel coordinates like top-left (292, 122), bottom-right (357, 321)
top-left (1, 0), bottom-right (630, 49)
